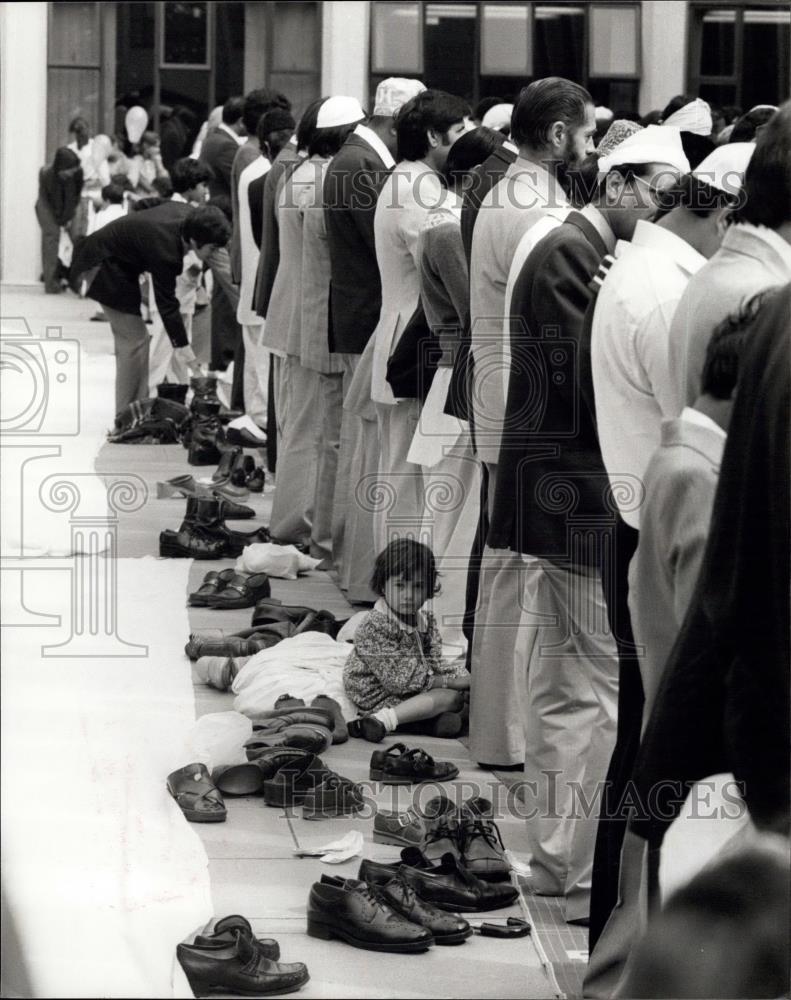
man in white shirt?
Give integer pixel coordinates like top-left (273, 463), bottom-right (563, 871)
top-left (584, 305), bottom-right (750, 1000)
top-left (592, 144), bottom-right (743, 530)
top-left (668, 104), bottom-right (791, 412)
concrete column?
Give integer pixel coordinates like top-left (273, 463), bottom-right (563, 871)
top-left (321, 1), bottom-right (370, 107)
top-left (640, 1), bottom-right (687, 115)
top-left (0, 2), bottom-right (48, 286)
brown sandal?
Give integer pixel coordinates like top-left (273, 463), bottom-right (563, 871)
top-left (167, 763), bottom-right (227, 822)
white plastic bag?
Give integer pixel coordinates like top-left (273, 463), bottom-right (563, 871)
top-left (58, 227), bottom-right (73, 268)
top-left (235, 543), bottom-right (321, 579)
top-left (187, 711), bottom-right (252, 769)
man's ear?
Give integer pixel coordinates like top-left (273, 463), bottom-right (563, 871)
top-left (426, 128), bottom-right (440, 149)
top-left (547, 120), bottom-right (565, 151)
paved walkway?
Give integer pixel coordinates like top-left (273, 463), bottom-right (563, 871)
top-left (4, 287), bottom-right (560, 999)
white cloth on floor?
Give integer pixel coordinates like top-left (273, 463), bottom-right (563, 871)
top-left (235, 543), bottom-right (321, 579)
top-left (188, 711), bottom-right (253, 769)
top-left (232, 632), bottom-right (356, 720)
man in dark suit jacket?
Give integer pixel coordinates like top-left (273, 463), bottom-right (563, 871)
top-left (198, 96), bottom-right (245, 199)
top-left (485, 160), bottom-right (669, 926)
top-left (71, 202), bottom-right (231, 412)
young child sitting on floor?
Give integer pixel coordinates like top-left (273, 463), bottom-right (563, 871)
top-left (343, 538), bottom-right (470, 742)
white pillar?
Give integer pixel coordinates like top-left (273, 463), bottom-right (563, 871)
top-left (640, 1), bottom-right (687, 115)
top-left (321, 1), bottom-right (370, 107)
top-left (0, 2), bottom-right (48, 286)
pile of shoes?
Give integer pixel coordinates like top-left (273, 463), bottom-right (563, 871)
top-left (189, 568), bottom-right (272, 609)
top-left (108, 396), bottom-right (190, 444)
top-left (159, 497), bottom-right (270, 559)
top-left (214, 446), bottom-right (264, 493)
top-left (367, 742), bottom-right (459, 784)
top-left (184, 603), bottom-right (347, 659)
top-left (372, 794), bottom-right (513, 884)
top-left (177, 914), bottom-right (309, 997)
top-left (245, 693), bottom-right (348, 750)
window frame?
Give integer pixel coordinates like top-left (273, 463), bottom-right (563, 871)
top-left (159, 0), bottom-right (213, 71)
top-left (368, 0), bottom-right (643, 109)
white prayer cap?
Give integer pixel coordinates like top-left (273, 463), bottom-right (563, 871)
top-left (373, 78), bottom-right (426, 117)
top-left (692, 142), bottom-right (755, 195)
top-left (598, 124), bottom-right (691, 174)
top-left (663, 98), bottom-right (713, 136)
top-left (481, 103), bottom-right (513, 131)
top-left (595, 105), bottom-right (614, 122)
top-left (316, 96), bottom-right (366, 129)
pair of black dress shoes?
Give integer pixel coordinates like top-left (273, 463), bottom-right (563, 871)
top-left (307, 872), bottom-right (474, 953)
top-left (177, 914), bottom-right (309, 997)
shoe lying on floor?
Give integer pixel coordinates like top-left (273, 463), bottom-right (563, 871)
top-left (369, 743), bottom-right (459, 785)
top-left (246, 745), bottom-right (312, 778)
top-left (167, 763), bottom-right (226, 823)
top-left (251, 706), bottom-right (335, 731)
top-left (302, 773), bottom-right (364, 820)
top-left (189, 568), bottom-right (238, 607)
top-left (245, 720), bottom-right (333, 757)
top-left (374, 873), bottom-right (472, 945)
top-left (184, 622), bottom-right (298, 660)
top-left (156, 473), bottom-right (251, 506)
top-left (210, 763), bottom-right (267, 797)
top-left (177, 929), bottom-right (309, 997)
top-left (194, 914), bottom-right (279, 961)
top-left (160, 525), bottom-right (227, 560)
top-left (307, 876), bottom-right (434, 952)
top-left (161, 497), bottom-right (269, 560)
top-left (420, 796), bottom-right (511, 882)
top-left (373, 808), bottom-right (427, 849)
top-left (359, 848), bottom-right (518, 912)
top-left (310, 695), bottom-right (348, 743)
top-left (260, 754), bottom-right (330, 807)
top-left (206, 572), bottom-right (271, 610)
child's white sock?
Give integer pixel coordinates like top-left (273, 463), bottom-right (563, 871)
top-left (372, 706), bottom-right (399, 733)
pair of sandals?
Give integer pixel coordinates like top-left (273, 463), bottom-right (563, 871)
top-left (189, 568), bottom-right (271, 609)
top-left (369, 743), bottom-right (460, 784)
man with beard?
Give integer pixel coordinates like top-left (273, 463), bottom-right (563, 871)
top-left (467, 78), bottom-right (596, 770)
top-left (488, 126), bottom-right (684, 926)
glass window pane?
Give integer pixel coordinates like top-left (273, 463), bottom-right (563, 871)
top-left (371, 2), bottom-right (422, 73)
top-left (698, 82), bottom-right (738, 108)
top-left (49, 1), bottom-right (100, 65)
top-left (116, 2), bottom-right (156, 117)
top-left (162, 1), bottom-right (209, 67)
top-left (700, 9), bottom-right (736, 76)
top-left (214, 1), bottom-right (245, 104)
top-left (590, 4), bottom-right (639, 76)
top-left (425, 2), bottom-right (476, 100)
top-left (742, 6), bottom-right (791, 108)
top-left (272, 1), bottom-right (319, 73)
top-left (481, 4), bottom-right (532, 76)
top-left (534, 5), bottom-right (585, 81)
top-left (587, 79), bottom-right (639, 115)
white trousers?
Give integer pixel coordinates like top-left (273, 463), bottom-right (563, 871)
top-left (241, 323), bottom-right (269, 428)
top-left (373, 399), bottom-right (424, 552)
top-left (148, 312), bottom-right (193, 393)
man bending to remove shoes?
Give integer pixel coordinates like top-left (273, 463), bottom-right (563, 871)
top-left (71, 202), bottom-right (230, 413)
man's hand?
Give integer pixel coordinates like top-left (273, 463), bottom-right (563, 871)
top-left (174, 344), bottom-right (204, 375)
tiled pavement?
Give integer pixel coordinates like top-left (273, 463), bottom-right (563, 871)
top-left (8, 287), bottom-right (562, 999)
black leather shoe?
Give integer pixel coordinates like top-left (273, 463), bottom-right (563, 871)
top-left (177, 930), bottom-right (308, 997)
top-left (260, 754), bottom-right (329, 807)
top-left (159, 527), bottom-right (225, 559)
top-left (214, 446), bottom-right (242, 483)
top-left (248, 746), bottom-right (312, 778)
top-left (226, 425), bottom-right (268, 448)
top-left (184, 496), bottom-right (271, 557)
top-left (307, 877), bottom-right (433, 952)
top-left (190, 375), bottom-right (221, 408)
top-left (194, 914), bottom-right (280, 961)
top-left (189, 568), bottom-right (238, 607)
top-left (301, 773), bottom-right (364, 820)
top-left (375, 874), bottom-right (472, 944)
top-left (359, 849), bottom-right (518, 912)
top-left (206, 573), bottom-right (271, 610)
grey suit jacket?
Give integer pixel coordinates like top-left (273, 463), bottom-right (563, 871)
top-left (230, 141), bottom-right (266, 284)
top-left (628, 415), bottom-right (724, 719)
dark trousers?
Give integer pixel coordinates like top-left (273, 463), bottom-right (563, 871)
top-left (463, 460), bottom-right (489, 670)
top-left (35, 197), bottom-right (62, 293)
top-left (266, 361), bottom-right (278, 474)
top-left (589, 515), bottom-right (643, 951)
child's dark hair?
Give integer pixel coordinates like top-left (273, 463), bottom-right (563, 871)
top-left (371, 538), bottom-right (440, 597)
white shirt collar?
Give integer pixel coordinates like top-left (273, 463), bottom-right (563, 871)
top-left (680, 406), bottom-right (727, 441)
top-left (171, 192), bottom-right (187, 203)
top-left (218, 122), bottom-right (245, 145)
top-left (580, 203), bottom-right (616, 254)
top-left (373, 597), bottom-right (428, 634)
top-left (504, 140), bottom-right (518, 154)
top-left (724, 222), bottom-right (791, 272)
top-left (628, 219), bottom-right (707, 276)
top-left (353, 124), bottom-right (395, 170)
